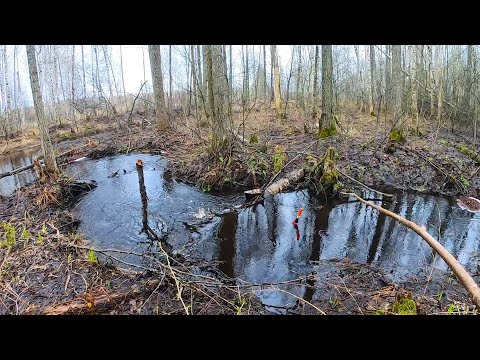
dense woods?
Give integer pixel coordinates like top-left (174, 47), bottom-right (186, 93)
top-left (1, 45), bottom-right (480, 148)
top-left (1, 45), bottom-right (480, 315)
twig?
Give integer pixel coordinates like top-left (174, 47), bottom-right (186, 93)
top-left (269, 286), bottom-right (326, 315)
top-left (158, 242), bottom-right (189, 315)
top-left (335, 274), bottom-right (364, 314)
top-left (349, 191), bottom-right (480, 308)
top-left (337, 168), bottom-right (394, 197)
top-left (128, 81), bottom-right (147, 125)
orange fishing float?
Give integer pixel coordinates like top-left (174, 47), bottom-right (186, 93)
top-left (292, 207), bottom-right (303, 240)
top-left (296, 208), bottom-right (303, 218)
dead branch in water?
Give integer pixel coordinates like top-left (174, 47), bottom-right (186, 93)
top-left (0, 164), bottom-right (34, 179)
top-left (349, 192), bottom-right (480, 309)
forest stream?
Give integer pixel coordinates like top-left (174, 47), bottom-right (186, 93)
top-left (57, 153), bottom-right (480, 312)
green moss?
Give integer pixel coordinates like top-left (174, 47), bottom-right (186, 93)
top-left (392, 296), bottom-right (417, 315)
top-left (58, 132), bottom-right (77, 141)
top-left (272, 145), bottom-right (287, 173)
top-left (0, 221), bottom-right (16, 248)
top-left (320, 147), bottom-right (340, 189)
top-left (249, 134), bottom-right (259, 144)
top-left (389, 129), bottom-right (404, 142)
top-left (318, 125), bottom-right (338, 139)
top-left (455, 144), bottom-right (480, 162)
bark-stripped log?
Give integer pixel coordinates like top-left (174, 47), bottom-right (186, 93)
top-left (350, 192), bottom-right (480, 309)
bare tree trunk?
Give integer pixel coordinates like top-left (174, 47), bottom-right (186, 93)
top-left (391, 45), bottom-right (402, 127)
top-left (71, 45), bottom-right (77, 130)
top-left (26, 45), bottom-right (58, 175)
top-left (320, 45), bottom-right (334, 133)
top-left (148, 45), bottom-right (169, 129)
top-left (385, 45), bottom-right (391, 114)
top-left (369, 45), bottom-right (376, 115)
top-left (296, 45), bottom-right (302, 108)
top-left (271, 45), bottom-right (284, 119)
top-left (81, 45), bottom-right (87, 100)
top-left (410, 45), bottom-right (419, 135)
top-left (263, 45), bottom-right (267, 101)
top-left (312, 45), bottom-right (319, 119)
top-left (205, 45), bottom-right (230, 154)
top-left (463, 45), bottom-right (475, 125)
top-left (201, 45), bottom-right (210, 113)
top-left (229, 45), bottom-right (233, 98)
top-left (119, 45), bottom-right (127, 111)
top-left (169, 45), bottom-right (173, 111)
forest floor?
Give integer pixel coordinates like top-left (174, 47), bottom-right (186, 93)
top-left (1, 104), bottom-right (479, 314)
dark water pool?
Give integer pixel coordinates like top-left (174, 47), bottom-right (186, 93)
top-left (66, 154), bottom-right (480, 309)
top-left (0, 147), bottom-right (39, 197)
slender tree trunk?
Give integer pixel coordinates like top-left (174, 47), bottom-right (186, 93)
top-left (296, 45), bottom-right (302, 108)
top-left (385, 45), bottom-right (391, 114)
top-left (320, 45), bottom-right (334, 132)
top-left (369, 45), bottom-right (376, 114)
top-left (119, 45), bottom-right (127, 111)
top-left (263, 45), bottom-right (267, 101)
top-left (391, 45), bottom-right (402, 127)
top-left (271, 45), bottom-right (284, 118)
top-left (202, 45), bottom-right (208, 111)
top-left (229, 45), bottom-right (233, 98)
top-left (148, 45), bottom-right (169, 129)
top-left (81, 45), bottom-right (87, 100)
top-left (410, 45), bottom-right (419, 135)
top-left (169, 45), bottom-right (173, 111)
top-left (312, 45), bottom-right (319, 119)
top-left (26, 45), bottom-right (58, 175)
top-left (463, 45), bottom-right (475, 124)
top-left (71, 45), bottom-right (77, 129)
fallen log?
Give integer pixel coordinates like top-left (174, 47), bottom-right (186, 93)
top-left (42, 280), bottom-right (161, 315)
top-left (264, 168), bottom-right (305, 197)
top-left (0, 163), bottom-right (34, 179)
top-left (349, 192), bottom-right (480, 309)
top-left (244, 188), bottom-right (262, 200)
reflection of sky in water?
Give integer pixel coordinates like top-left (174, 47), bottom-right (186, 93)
top-left (0, 148), bottom-right (38, 196)
top-left (215, 190), bottom-right (480, 308)
top-left (64, 155), bottom-right (480, 309)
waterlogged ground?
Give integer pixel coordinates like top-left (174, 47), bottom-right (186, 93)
top-left (65, 154), bottom-right (480, 311)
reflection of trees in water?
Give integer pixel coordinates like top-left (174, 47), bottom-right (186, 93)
top-left (217, 212), bottom-right (237, 278)
top-left (367, 196), bottom-right (391, 263)
top-left (0, 150), bottom-right (36, 196)
top-left (233, 191), bottom-right (313, 308)
top-left (373, 194), bottom-right (436, 278)
top-left (319, 197), bottom-right (362, 261)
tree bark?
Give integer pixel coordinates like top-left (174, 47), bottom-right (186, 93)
top-left (271, 45), bottom-right (284, 118)
top-left (26, 45), bottom-right (58, 175)
top-left (205, 45), bottom-right (230, 154)
top-left (320, 45), bottom-right (334, 132)
top-left (312, 45), bottom-right (319, 119)
top-left (148, 45), bottom-right (169, 129)
top-left (391, 45), bottom-right (402, 125)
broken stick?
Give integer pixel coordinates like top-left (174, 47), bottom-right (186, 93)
top-left (349, 192), bottom-right (480, 309)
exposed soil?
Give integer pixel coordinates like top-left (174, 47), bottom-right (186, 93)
top-left (1, 106), bottom-right (479, 315)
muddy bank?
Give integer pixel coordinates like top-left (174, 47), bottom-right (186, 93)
top-left (2, 109), bottom-right (480, 314)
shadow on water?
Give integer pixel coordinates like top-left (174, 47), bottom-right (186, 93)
top-left (67, 154), bottom-right (480, 310)
top-left (0, 147), bottom-right (39, 196)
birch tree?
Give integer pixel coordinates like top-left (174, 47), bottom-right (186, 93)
top-left (26, 45), bottom-right (58, 175)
